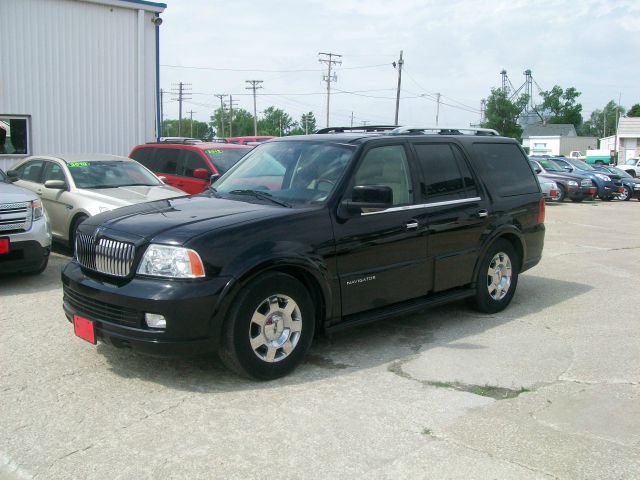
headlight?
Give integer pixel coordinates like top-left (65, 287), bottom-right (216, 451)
top-left (32, 199), bottom-right (44, 220)
top-left (567, 181), bottom-right (578, 186)
top-left (595, 174), bottom-right (611, 181)
top-left (137, 244), bottom-right (205, 278)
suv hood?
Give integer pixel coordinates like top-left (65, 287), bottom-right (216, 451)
top-left (0, 181), bottom-right (38, 203)
top-left (81, 194), bottom-right (292, 244)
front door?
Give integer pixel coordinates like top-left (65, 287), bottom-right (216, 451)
top-left (40, 161), bottom-right (73, 239)
top-left (332, 143), bottom-right (430, 316)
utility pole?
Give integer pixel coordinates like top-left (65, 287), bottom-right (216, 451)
top-left (318, 52), bottom-right (342, 127)
top-left (393, 50), bottom-right (404, 125)
top-left (187, 110), bottom-right (196, 138)
top-left (214, 94), bottom-right (226, 137)
top-left (172, 82), bottom-right (191, 136)
top-left (245, 80), bottom-right (263, 136)
top-left (480, 99), bottom-right (486, 124)
top-left (435, 93), bottom-right (441, 126)
top-left (350, 111), bottom-right (354, 128)
top-left (361, 120), bottom-right (370, 127)
top-left (614, 92), bottom-right (622, 165)
top-left (227, 95), bottom-right (239, 137)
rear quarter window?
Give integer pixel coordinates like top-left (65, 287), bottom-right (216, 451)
top-left (472, 143), bottom-right (539, 197)
top-left (130, 148), bottom-right (157, 170)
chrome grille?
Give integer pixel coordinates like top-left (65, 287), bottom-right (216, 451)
top-left (76, 234), bottom-right (135, 277)
top-left (0, 201), bottom-right (32, 233)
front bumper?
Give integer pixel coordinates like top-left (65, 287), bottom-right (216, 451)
top-left (0, 218), bottom-right (52, 273)
top-left (61, 261), bottom-right (232, 356)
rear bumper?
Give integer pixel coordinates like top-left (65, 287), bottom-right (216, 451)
top-left (61, 261), bottom-right (232, 356)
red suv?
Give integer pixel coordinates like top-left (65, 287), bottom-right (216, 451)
top-left (130, 140), bottom-right (252, 194)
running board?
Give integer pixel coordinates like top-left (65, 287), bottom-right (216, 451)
top-left (326, 288), bottom-right (475, 334)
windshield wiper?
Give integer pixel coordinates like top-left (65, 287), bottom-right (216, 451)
top-left (227, 189), bottom-right (292, 208)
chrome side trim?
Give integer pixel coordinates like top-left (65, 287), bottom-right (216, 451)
top-left (361, 197), bottom-right (482, 216)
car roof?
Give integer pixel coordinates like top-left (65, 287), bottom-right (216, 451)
top-left (136, 142), bottom-right (251, 150)
top-left (269, 131), bottom-right (516, 146)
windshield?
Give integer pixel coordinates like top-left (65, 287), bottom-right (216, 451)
top-left (0, 169), bottom-right (6, 182)
top-left (537, 159), bottom-right (564, 172)
top-left (205, 148), bottom-right (250, 174)
top-left (214, 141), bottom-right (355, 205)
top-left (625, 158), bottom-right (639, 165)
top-left (68, 160), bottom-right (162, 189)
top-left (570, 159), bottom-right (594, 171)
top-left (608, 167), bottom-right (631, 178)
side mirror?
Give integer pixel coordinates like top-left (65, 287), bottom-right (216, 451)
top-left (158, 176), bottom-right (167, 183)
top-left (563, 166), bottom-right (572, 172)
top-left (341, 185), bottom-right (393, 213)
top-left (6, 170), bottom-right (19, 182)
top-left (209, 173), bottom-right (220, 185)
top-left (44, 179), bottom-right (67, 190)
top-left (534, 167), bottom-right (541, 174)
top-left (193, 168), bottom-right (210, 179)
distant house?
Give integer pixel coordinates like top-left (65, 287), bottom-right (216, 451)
top-left (616, 117), bottom-right (640, 161)
top-left (521, 124), bottom-right (595, 156)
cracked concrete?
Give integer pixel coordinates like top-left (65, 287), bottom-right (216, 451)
top-left (2, 200), bottom-right (640, 479)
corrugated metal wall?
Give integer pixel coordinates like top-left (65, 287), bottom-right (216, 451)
top-left (0, 0), bottom-right (159, 171)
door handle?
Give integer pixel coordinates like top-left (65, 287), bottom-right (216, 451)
top-left (405, 220), bottom-right (419, 230)
top-left (36, 190), bottom-right (43, 196)
top-left (477, 209), bottom-right (488, 218)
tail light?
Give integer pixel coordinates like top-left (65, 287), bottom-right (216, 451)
top-left (537, 197), bottom-right (545, 224)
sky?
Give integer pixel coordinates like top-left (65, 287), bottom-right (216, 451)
top-left (158, 0), bottom-right (640, 131)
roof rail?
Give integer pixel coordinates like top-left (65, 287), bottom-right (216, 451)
top-left (147, 137), bottom-right (209, 145)
top-left (315, 125), bottom-right (398, 134)
top-left (388, 126), bottom-right (500, 136)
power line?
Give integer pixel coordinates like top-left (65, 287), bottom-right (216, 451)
top-left (160, 62), bottom-right (387, 73)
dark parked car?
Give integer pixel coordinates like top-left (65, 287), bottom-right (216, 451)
top-left (594, 165), bottom-right (640, 201)
top-left (529, 158), bottom-right (596, 202)
top-left (551, 157), bottom-right (624, 200)
top-left (62, 127), bottom-right (545, 379)
top-left (130, 140), bottom-right (252, 195)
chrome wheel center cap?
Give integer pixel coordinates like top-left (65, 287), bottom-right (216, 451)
top-left (264, 313), bottom-right (285, 341)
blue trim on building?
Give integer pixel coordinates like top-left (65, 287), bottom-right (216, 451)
top-left (121, 0), bottom-right (167, 9)
top-left (156, 24), bottom-right (161, 140)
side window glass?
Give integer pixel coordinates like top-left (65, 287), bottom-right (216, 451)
top-left (18, 160), bottom-right (44, 183)
top-left (354, 145), bottom-right (413, 206)
top-left (414, 144), bottom-right (465, 202)
top-left (451, 145), bottom-right (479, 198)
top-left (182, 151), bottom-right (211, 178)
top-left (154, 149), bottom-right (180, 175)
top-left (131, 148), bottom-right (156, 170)
top-left (42, 162), bottom-right (66, 182)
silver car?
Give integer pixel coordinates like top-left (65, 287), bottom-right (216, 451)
top-left (8, 154), bottom-right (185, 246)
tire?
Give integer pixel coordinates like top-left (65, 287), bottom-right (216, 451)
top-left (619, 186), bottom-right (632, 201)
top-left (219, 272), bottom-right (315, 380)
top-left (468, 239), bottom-right (519, 314)
top-left (25, 254), bottom-right (49, 275)
top-left (70, 214), bottom-right (88, 253)
top-left (556, 185), bottom-right (566, 202)
top-left (570, 197), bottom-right (584, 203)
top-left (595, 161), bottom-right (604, 166)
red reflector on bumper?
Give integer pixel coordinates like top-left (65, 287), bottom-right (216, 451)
top-left (73, 315), bottom-right (96, 344)
top-left (0, 238), bottom-right (8, 254)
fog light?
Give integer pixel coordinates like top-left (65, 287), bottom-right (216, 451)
top-left (145, 313), bottom-right (166, 329)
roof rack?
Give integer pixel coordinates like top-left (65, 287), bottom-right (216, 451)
top-left (147, 137), bottom-right (209, 145)
top-left (388, 126), bottom-right (500, 136)
top-left (315, 125), bottom-right (398, 134)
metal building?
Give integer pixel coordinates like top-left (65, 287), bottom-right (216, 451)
top-left (0, 0), bottom-right (166, 171)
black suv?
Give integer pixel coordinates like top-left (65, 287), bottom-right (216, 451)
top-left (62, 127), bottom-right (545, 379)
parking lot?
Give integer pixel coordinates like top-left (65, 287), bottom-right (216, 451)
top-left (1, 199), bottom-right (639, 479)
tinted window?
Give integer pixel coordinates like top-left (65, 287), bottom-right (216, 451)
top-left (42, 162), bottom-right (66, 182)
top-left (414, 143), bottom-right (467, 202)
top-left (205, 148), bottom-right (249, 174)
top-left (17, 160), bottom-right (44, 183)
top-left (182, 150), bottom-right (210, 177)
top-left (131, 148), bottom-right (156, 170)
top-left (354, 145), bottom-right (413, 206)
top-left (472, 143), bottom-right (538, 197)
top-left (452, 146), bottom-right (479, 198)
top-left (154, 149), bottom-right (181, 175)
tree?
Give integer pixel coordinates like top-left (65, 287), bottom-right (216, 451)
top-left (578, 101), bottom-right (625, 137)
top-left (539, 85), bottom-right (583, 128)
top-left (289, 112), bottom-right (318, 135)
top-left (209, 108), bottom-right (255, 137)
top-left (627, 104), bottom-right (640, 117)
top-left (258, 107), bottom-right (294, 136)
top-left (481, 88), bottom-right (529, 141)
top-left (161, 118), bottom-right (212, 139)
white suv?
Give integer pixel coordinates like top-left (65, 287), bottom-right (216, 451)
top-left (619, 158), bottom-right (640, 177)
top-left (0, 169), bottom-right (51, 274)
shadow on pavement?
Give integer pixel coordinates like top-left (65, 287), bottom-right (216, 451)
top-left (98, 274), bottom-right (592, 392)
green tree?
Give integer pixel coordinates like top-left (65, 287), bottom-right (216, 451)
top-left (258, 107), bottom-right (294, 136)
top-left (539, 85), bottom-right (583, 128)
top-left (289, 112), bottom-right (318, 135)
top-left (481, 88), bottom-right (529, 141)
top-left (578, 101), bottom-right (625, 137)
top-left (209, 108), bottom-right (255, 137)
top-left (627, 103), bottom-right (640, 117)
top-left (161, 118), bottom-right (212, 139)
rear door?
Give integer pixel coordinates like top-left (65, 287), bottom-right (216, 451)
top-left (332, 142), bottom-right (430, 316)
top-left (412, 141), bottom-right (489, 292)
top-left (153, 148), bottom-right (183, 191)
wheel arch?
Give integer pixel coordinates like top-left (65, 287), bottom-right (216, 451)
top-left (67, 210), bottom-right (90, 244)
top-left (471, 228), bottom-right (525, 288)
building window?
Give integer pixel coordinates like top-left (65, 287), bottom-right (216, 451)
top-left (0, 116), bottom-right (30, 155)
